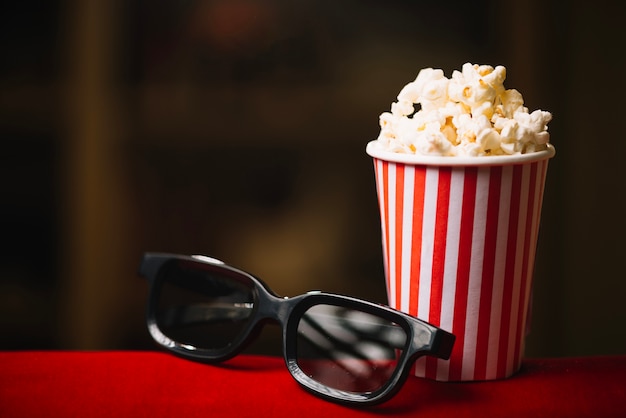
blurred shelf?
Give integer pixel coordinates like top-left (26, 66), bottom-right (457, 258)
top-left (131, 82), bottom-right (383, 147)
top-left (0, 83), bottom-right (63, 133)
top-left (0, 82), bottom-right (383, 148)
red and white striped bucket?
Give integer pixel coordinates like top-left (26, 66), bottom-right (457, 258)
top-left (366, 141), bottom-right (555, 381)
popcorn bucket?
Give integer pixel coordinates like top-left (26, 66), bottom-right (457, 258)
top-left (366, 141), bottom-right (555, 381)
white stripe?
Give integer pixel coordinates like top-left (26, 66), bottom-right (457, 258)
top-left (376, 159), bottom-right (389, 296)
top-left (418, 167), bottom-right (439, 320)
top-left (506, 164), bottom-right (531, 376)
top-left (485, 165), bottom-right (513, 379)
top-left (387, 163), bottom-right (397, 308)
top-left (414, 167), bottom-right (438, 378)
top-left (436, 168), bottom-right (464, 381)
top-left (413, 356), bottom-right (427, 378)
top-left (519, 161), bottom-right (544, 362)
top-left (461, 167), bottom-right (490, 380)
top-left (400, 165), bottom-right (415, 313)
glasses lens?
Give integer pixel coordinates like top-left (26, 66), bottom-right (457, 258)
top-left (296, 304), bottom-right (407, 394)
top-left (154, 260), bottom-right (255, 350)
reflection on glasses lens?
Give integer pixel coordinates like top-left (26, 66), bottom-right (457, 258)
top-left (155, 260), bottom-right (255, 350)
top-left (295, 304), bottom-right (406, 394)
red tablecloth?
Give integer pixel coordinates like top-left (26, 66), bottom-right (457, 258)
top-left (1, 351), bottom-right (624, 417)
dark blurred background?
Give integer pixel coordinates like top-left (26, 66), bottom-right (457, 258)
top-left (1, 0), bottom-right (624, 357)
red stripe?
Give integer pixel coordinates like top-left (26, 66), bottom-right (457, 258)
top-left (474, 165), bottom-right (502, 380)
top-left (513, 162), bottom-right (538, 366)
top-left (409, 167), bottom-right (427, 316)
top-left (395, 164), bottom-right (406, 310)
top-left (424, 167), bottom-right (452, 378)
top-left (448, 167), bottom-right (478, 381)
top-left (497, 164), bottom-right (523, 377)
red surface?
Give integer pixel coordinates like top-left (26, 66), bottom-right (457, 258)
top-left (1, 351), bottom-right (625, 417)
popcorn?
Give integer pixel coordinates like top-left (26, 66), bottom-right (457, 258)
top-left (376, 63), bottom-right (552, 156)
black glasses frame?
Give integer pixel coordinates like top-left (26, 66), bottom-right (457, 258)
top-left (139, 253), bottom-right (455, 406)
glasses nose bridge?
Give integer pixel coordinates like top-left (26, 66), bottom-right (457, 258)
top-left (255, 292), bottom-right (295, 326)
